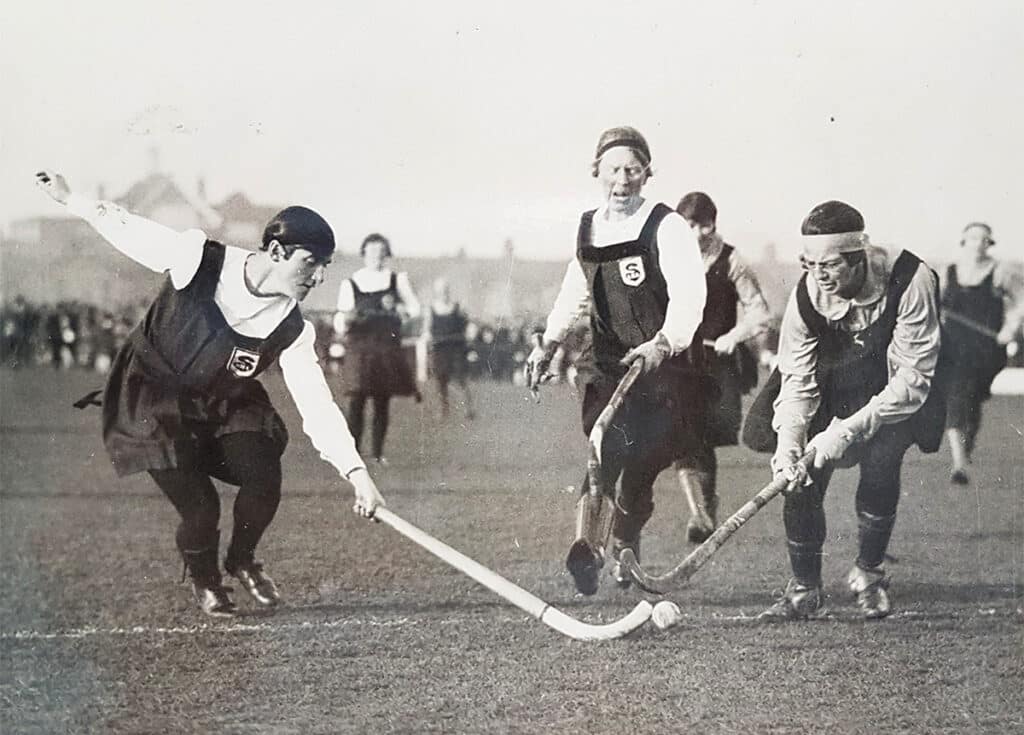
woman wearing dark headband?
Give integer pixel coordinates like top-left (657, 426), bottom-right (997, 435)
top-left (526, 126), bottom-right (710, 596)
top-left (34, 169), bottom-right (385, 619)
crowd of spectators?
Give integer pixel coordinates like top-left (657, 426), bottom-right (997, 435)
top-left (1, 298), bottom-right (581, 383)
top-left (5, 297), bottom-right (1023, 379)
top-left (1, 296), bottom-right (145, 373)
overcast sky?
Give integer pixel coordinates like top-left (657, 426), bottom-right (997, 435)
top-left (2, 1), bottom-right (1021, 262)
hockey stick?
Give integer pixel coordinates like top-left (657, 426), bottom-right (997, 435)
top-left (568, 358), bottom-right (645, 565)
top-left (620, 450), bottom-right (816, 594)
top-left (374, 507), bottom-right (653, 641)
top-left (942, 310), bottom-right (1001, 341)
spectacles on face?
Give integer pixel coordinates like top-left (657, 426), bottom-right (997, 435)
top-left (799, 255), bottom-right (846, 275)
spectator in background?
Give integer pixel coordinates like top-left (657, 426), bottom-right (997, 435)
top-left (421, 277), bottom-right (475, 419)
top-left (1, 296), bottom-right (34, 368)
top-left (672, 192), bottom-right (773, 543)
top-left (941, 222), bottom-right (1024, 484)
top-left (491, 326), bottom-right (515, 382)
top-left (334, 233), bottom-right (422, 464)
top-left (46, 303), bottom-right (79, 370)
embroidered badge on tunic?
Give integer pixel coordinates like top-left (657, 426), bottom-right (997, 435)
top-left (618, 256), bottom-right (646, 287)
top-left (226, 347), bottom-right (260, 377)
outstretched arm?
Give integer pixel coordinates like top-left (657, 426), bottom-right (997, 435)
top-left (279, 321), bottom-right (384, 517)
top-left (35, 170), bottom-right (205, 288)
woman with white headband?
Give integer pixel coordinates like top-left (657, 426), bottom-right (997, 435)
top-left (752, 200), bottom-right (944, 621)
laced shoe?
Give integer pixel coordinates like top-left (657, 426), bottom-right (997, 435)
top-left (227, 560), bottom-right (282, 607)
top-left (608, 537), bottom-right (640, 589)
top-left (847, 565), bottom-right (891, 620)
top-left (757, 579), bottom-right (825, 622)
top-left (566, 540), bottom-right (602, 596)
top-left (192, 581), bottom-right (238, 618)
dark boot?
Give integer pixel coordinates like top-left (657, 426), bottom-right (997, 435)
top-left (182, 540), bottom-right (236, 618)
top-left (225, 558), bottom-right (281, 607)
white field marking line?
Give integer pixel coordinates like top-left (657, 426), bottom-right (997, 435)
top-left (2, 616), bottom-right (414, 641)
top-left (3, 607), bottom-right (1020, 641)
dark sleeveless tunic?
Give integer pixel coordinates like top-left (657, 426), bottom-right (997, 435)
top-left (573, 204), bottom-right (712, 460)
top-left (340, 272), bottom-right (417, 396)
top-left (428, 304), bottom-right (469, 381)
top-left (942, 264), bottom-right (1006, 400)
top-left (102, 241), bottom-right (304, 476)
top-left (697, 244), bottom-right (760, 446)
top-left (743, 250), bottom-right (946, 454)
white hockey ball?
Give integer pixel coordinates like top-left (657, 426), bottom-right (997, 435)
top-left (651, 600), bottom-right (682, 630)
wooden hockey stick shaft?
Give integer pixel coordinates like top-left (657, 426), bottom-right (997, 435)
top-left (375, 507), bottom-right (653, 641)
top-left (621, 451), bottom-right (816, 594)
top-left (588, 359), bottom-right (644, 486)
top-left (942, 310), bottom-right (1001, 341)
top-left (578, 358), bottom-right (645, 553)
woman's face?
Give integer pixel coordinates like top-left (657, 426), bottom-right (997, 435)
top-left (596, 147), bottom-right (648, 217)
top-left (363, 240), bottom-right (388, 270)
top-left (961, 225), bottom-right (994, 259)
top-left (270, 245), bottom-right (331, 301)
top-left (685, 218), bottom-right (717, 248)
top-left (800, 249), bottom-right (865, 299)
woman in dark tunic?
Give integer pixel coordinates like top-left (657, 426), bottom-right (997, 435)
top-left (35, 169), bottom-right (385, 619)
top-left (942, 222), bottom-right (1023, 484)
top-left (422, 277), bottom-right (475, 419)
top-left (334, 233), bottom-right (421, 464)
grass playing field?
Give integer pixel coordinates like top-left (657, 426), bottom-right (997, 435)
top-left (1, 368), bottom-right (1021, 734)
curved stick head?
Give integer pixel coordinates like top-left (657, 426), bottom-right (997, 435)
top-left (619, 548), bottom-right (671, 595)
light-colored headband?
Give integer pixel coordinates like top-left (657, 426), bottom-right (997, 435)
top-left (801, 231), bottom-right (867, 253)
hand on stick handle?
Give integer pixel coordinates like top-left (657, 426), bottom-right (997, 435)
top-left (620, 331), bottom-right (671, 374)
top-left (525, 334), bottom-right (558, 400)
top-left (347, 468), bottom-right (385, 520)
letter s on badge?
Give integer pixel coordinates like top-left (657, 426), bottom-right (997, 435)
top-left (618, 255), bottom-right (646, 287)
top-left (227, 347), bottom-right (260, 377)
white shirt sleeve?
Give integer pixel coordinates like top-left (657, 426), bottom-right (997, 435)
top-left (66, 193), bottom-right (206, 289)
top-left (278, 320), bottom-right (366, 477)
top-left (333, 279), bottom-right (355, 335)
top-left (542, 259), bottom-right (590, 343)
top-left (723, 250), bottom-right (773, 344)
top-left (772, 287), bottom-right (820, 453)
top-left (845, 263), bottom-right (941, 438)
top-left (656, 214), bottom-right (707, 353)
top-left (994, 261), bottom-right (1024, 338)
top-left (396, 272), bottom-right (421, 319)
